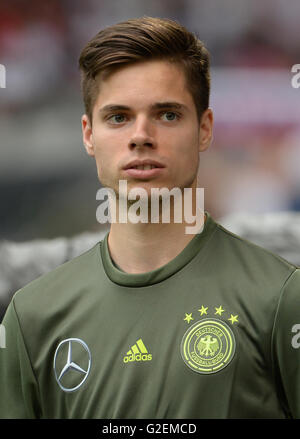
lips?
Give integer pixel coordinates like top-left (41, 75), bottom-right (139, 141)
top-left (130, 164), bottom-right (157, 170)
top-left (122, 159), bottom-right (165, 179)
top-left (123, 159), bottom-right (165, 170)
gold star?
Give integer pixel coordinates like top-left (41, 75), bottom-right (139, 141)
top-left (198, 305), bottom-right (208, 316)
top-left (228, 314), bottom-right (239, 324)
top-left (184, 313), bottom-right (194, 324)
top-left (215, 306), bottom-right (225, 316)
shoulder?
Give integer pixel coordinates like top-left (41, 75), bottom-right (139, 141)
top-left (218, 211), bottom-right (300, 266)
top-left (212, 219), bottom-right (297, 291)
top-left (11, 242), bottom-right (102, 320)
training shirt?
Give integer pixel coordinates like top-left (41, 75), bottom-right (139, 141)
top-left (0, 212), bottom-right (299, 418)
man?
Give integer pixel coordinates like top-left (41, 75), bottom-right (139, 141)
top-left (0, 17), bottom-right (299, 419)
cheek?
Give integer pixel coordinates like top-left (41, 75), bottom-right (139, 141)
top-left (92, 133), bottom-right (111, 166)
top-left (175, 133), bottom-right (200, 165)
top-left (94, 153), bottom-right (113, 179)
top-left (93, 129), bottom-right (120, 159)
top-left (178, 155), bottom-right (199, 177)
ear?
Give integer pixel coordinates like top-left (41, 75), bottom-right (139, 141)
top-left (198, 108), bottom-right (213, 152)
top-left (81, 114), bottom-right (95, 157)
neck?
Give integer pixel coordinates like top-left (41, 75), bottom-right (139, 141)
top-left (107, 208), bottom-right (205, 274)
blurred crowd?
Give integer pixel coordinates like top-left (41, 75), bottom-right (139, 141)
top-left (0, 0), bottom-right (300, 241)
top-left (1, 0), bottom-right (299, 109)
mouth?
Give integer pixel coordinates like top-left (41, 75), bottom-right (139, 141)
top-left (128, 164), bottom-right (158, 170)
top-left (122, 160), bottom-right (165, 179)
top-left (123, 160), bottom-right (165, 171)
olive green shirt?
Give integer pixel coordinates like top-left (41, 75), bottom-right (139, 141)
top-left (0, 213), bottom-right (299, 418)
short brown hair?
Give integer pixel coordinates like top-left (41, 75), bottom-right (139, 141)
top-left (79, 16), bottom-right (210, 124)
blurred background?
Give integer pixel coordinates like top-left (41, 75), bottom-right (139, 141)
top-left (0, 0), bottom-right (300, 242)
top-left (1, 0), bottom-right (300, 318)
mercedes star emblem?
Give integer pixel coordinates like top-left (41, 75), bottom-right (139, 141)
top-left (53, 338), bottom-right (92, 392)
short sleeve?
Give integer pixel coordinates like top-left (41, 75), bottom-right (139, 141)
top-left (0, 298), bottom-right (41, 418)
top-left (272, 269), bottom-right (300, 418)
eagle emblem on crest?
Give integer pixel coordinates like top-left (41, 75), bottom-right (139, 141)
top-left (181, 318), bottom-right (236, 374)
top-left (197, 335), bottom-right (219, 357)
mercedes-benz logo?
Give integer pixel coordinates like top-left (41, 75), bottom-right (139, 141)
top-left (53, 338), bottom-right (92, 392)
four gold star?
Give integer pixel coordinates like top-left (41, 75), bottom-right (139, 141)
top-left (183, 306), bottom-right (239, 325)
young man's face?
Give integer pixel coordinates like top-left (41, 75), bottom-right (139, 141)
top-left (82, 59), bottom-right (213, 198)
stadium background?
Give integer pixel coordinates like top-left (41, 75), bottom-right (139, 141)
top-left (0, 0), bottom-right (300, 316)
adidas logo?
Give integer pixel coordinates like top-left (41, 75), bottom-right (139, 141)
top-left (123, 338), bottom-right (152, 363)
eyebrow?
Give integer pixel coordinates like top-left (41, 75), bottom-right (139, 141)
top-left (99, 102), bottom-right (188, 114)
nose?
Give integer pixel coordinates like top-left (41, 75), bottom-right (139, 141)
top-left (128, 116), bottom-right (156, 150)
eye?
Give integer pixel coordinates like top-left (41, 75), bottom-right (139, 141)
top-left (107, 114), bottom-right (127, 124)
top-left (160, 111), bottom-right (180, 121)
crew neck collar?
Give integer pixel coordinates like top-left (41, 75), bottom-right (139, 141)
top-left (100, 211), bottom-right (216, 287)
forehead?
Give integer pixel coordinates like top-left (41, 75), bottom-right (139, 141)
top-left (93, 60), bottom-right (194, 110)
